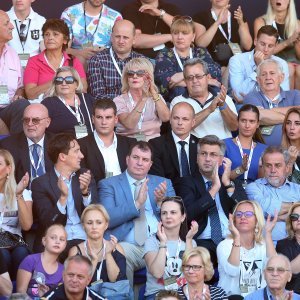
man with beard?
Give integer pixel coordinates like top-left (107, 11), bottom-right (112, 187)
top-left (246, 146), bottom-right (300, 242)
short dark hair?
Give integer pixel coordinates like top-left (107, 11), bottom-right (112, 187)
top-left (93, 99), bottom-right (117, 115)
top-left (127, 141), bottom-right (153, 161)
top-left (47, 133), bottom-right (77, 164)
top-left (198, 135), bottom-right (226, 155)
top-left (155, 290), bottom-right (181, 300)
top-left (257, 25), bottom-right (279, 42)
top-left (42, 19), bottom-right (70, 51)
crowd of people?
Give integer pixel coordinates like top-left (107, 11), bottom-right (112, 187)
top-left (0, 0), bottom-right (300, 299)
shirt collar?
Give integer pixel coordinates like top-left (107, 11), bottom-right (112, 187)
top-left (27, 135), bottom-right (45, 148)
top-left (93, 130), bottom-right (117, 148)
top-left (54, 167), bottom-right (76, 182)
top-left (171, 130), bottom-right (190, 144)
top-left (9, 7), bottom-right (35, 21)
top-left (261, 177), bottom-right (291, 187)
top-left (125, 170), bottom-right (146, 186)
top-left (111, 47), bottom-right (133, 62)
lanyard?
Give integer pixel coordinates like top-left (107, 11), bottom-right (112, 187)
top-left (59, 95), bottom-right (84, 125)
top-left (43, 53), bottom-right (64, 72)
top-left (128, 92), bottom-right (146, 131)
top-left (262, 93), bottom-right (281, 109)
top-left (236, 136), bottom-right (254, 182)
top-left (110, 47), bottom-right (122, 77)
top-left (295, 163), bottom-right (300, 171)
top-left (173, 47), bottom-right (193, 71)
top-left (211, 9), bottom-right (231, 42)
top-left (81, 93), bottom-right (94, 131)
top-left (83, 2), bottom-right (102, 45)
top-left (15, 19), bottom-right (31, 53)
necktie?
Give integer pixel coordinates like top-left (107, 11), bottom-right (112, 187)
top-left (178, 141), bottom-right (190, 177)
top-left (133, 180), bottom-right (147, 246)
top-left (206, 181), bottom-right (223, 245)
top-left (32, 144), bottom-right (44, 178)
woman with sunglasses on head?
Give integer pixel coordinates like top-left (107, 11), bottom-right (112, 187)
top-left (113, 57), bottom-right (169, 141)
top-left (24, 19), bottom-right (87, 101)
top-left (143, 196), bottom-right (198, 300)
top-left (254, 0), bottom-right (300, 89)
top-left (217, 200), bottom-right (277, 298)
top-left (276, 203), bottom-right (300, 294)
top-left (154, 16), bottom-right (221, 103)
top-left (41, 66), bottom-right (94, 138)
top-left (178, 247), bottom-right (227, 300)
top-left (282, 108), bottom-right (300, 184)
top-left (223, 104), bottom-right (267, 186)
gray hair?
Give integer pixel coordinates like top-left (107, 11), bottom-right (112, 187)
top-left (257, 58), bottom-right (284, 77)
top-left (198, 135), bottom-right (226, 156)
top-left (64, 255), bottom-right (93, 277)
top-left (261, 146), bottom-right (290, 165)
top-left (47, 66), bottom-right (83, 97)
top-left (265, 254), bottom-right (291, 271)
top-left (183, 58), bottom-right (209, 78)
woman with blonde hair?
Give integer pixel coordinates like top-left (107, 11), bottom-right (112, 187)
top-left (113, 57), bottom-right (170, 141)
top-left (276, 203), bottom-right (300, 293)
top-left (217, 200), bottom-right (277, 297)
top-left (178, 247), bottom-right (227, 300)
top-left (254, 0), bottom-right (300, 89)
top-left (69, 204), bottom-right (126, 284)
top-left (0, 149), bottom-right (32, 280)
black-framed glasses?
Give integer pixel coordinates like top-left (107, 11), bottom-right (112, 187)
top-left (19, 23), bottom-right (26, 42)
top-left (185, 74), bottom-right (207, 82)
top-left (234, 211), bottom-right (255, 218)
top-left (265, 267), bottom-right (290, 274)
top-left (23, 117), bottom-right (48, 126)
top-left (172, 15), bottom-right (193, 24)
top-left (54, 76), bottom-right (77, 85)
top-left (182, 265), bottom-right (203, 272)
top-left (127, 70), bottom-right (146, 78)
top-left (290, 213), bottom-right (300, 221)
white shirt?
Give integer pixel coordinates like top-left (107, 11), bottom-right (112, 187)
top-left (93, 131), bottom-right (121, 177)
top-left (7, 7), bottom-right (46, 56)
top-left (171, 131), bottom-right (191, 177)
top-left (171, 93), bottom-right (237, 139)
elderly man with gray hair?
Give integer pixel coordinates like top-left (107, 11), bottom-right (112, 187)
top-left (244, 254), bottom-right (300, 299)
top-left (246, 146), bottom-right (300, 242)
top-left (243, 58), bottom-right (300, 146)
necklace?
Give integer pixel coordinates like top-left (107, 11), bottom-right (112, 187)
top-left (84, 241), bottom-right (104, 259)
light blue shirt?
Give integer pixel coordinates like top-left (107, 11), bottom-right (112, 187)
top-left (55, 169), bottom-right (91, 241)
top-left (122, 171), bottom-right (159, 245)
top-left (229, 50), bottom-right (290, 98)
top-left (244, 287), bottom-right (300, 300)
top-left (246, 178), bottom-right (300, 241)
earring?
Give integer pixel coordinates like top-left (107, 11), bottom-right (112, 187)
top-left (6, 174), bottom-right (9, 180)
top-left (255, 226), bottom-right (259, 234)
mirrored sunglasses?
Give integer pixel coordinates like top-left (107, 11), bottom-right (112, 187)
top-left (54, 76), bottom-right (76, 85)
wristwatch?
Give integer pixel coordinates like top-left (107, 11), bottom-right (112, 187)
top-left (224, 181), bottom-right (235, 190)
top-left (235, 167), bottom-right (243, 175)
top-left (159, 9), bottom-right (166, 19)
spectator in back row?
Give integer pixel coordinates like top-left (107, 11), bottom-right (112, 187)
top-left (88, 19), bottom-right (143, 101)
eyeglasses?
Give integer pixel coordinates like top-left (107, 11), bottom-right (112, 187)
top-left (265, 267), bottom-right (290, 274)
top-left (54, 76), bottom-right (77, 85)
top-left (185, 74), bottom-right (207, 82)
top-left (172, 15), bottom-right (193, 24)
top-left (290, 213), bottom-right (300, 221)
top-left (19, 23), bottom-right (27, 42)
top-left (127, 70), bottom-right (146, 78)
top-left (182, 265), bottom-right (203, 272)
top-left (234, 211), bottom-right (255, 218)
top-left (22, 117), bottom-right (48, 125)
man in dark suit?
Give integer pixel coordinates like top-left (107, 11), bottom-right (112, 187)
top-left (149, 102), bottom-right (198, 183)
top-left (32, 133), bottom-right (96, 253)
top-left (175, 135), bottom-right (247, 265)
top-left (79, 99), bottom-right (136, 183)
top-left (0, 103), bottom-right (53, 184)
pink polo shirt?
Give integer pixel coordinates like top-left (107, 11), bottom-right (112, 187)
top-left (0, 44), bottom-right (22, 101)
top-left (23, 50), bottom-right (86, 86)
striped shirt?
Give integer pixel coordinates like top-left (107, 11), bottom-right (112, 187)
top-left (177, 284), bottom-right (228, 300)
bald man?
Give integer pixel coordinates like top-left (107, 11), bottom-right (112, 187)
top-left (149, 102), bottom-right (198, 183)
top-left (0, 103), bottom-right (53, 184)
top-left (87, 19), bottom-right (144, 100)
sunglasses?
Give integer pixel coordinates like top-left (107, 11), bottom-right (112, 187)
top-left (234, 211), bottom-right (255, 218)
top-left (290, 213), bottom-right (300, 221)
top-left (23, 117), bottom-right (48, 125)
top-left (182, 265), bottom-right (203, 272)
top-left (172, 15), bottom-right (193, 24)
top-left (54, 76), bottom-right (77, 85)
top-left (185, 74), bottom-right (207, 82)
top-left (127, 70), bottom-right (146, 78)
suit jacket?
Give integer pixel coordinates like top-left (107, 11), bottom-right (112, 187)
top-left (0, 132), bottom-right (53, 183)
top-left (78, 134), bottom-right (136, 183)
top-left (174, 172), bottom-right (247, 238)
top-left (31, 167), bottom-right (97, 250)
top-left (149, 132), bottom-right (198, 182)
top-left (98, 171), bottom-right (176, 241)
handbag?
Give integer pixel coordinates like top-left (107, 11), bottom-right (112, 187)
top-left (0, 230), bottom-right (27, 249)
top-left (90, 280), bottom-right (134, 300)
top-left (214, 43), bottom-right (233, 63)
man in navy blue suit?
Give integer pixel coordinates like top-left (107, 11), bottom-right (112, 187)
top-left (98, 141), bottom-right (175, 285)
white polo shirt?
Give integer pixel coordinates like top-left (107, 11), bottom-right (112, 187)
top-left (7, 7), bottom-right (46, 56)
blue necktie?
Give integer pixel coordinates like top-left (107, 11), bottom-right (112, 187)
top-left (206, 181), bottom-right (223, 245)
top-left (32, 144), bottom-right (44, 178)
top-left (178, 141), bottom-right (190, 177)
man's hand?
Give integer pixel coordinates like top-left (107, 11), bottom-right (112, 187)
top-left (154, 181), bottom-right (167, 207)
top-left (221, 157), bottom-right (233, 186)
top-left (254, 50), bottom-right (265, 66)
top-left (58, 175), bottom-right (68, 206)
top-left (79, 170), bottom-right (91, 195)
top-left (135, 178), bottom-right (149, 209)
top-left (78, 47), bottom-right (104, 60)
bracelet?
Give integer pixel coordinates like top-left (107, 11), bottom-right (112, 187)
top-left (16, 194), bottom-right (24, 201)
top-left (159, 245), bottom-right (167, 249)
top-left (82, 191), bottom-right (90, 197)
top-left (232, 242), bottom-right (241, 247)
top-left (159, 9), bottom-right (166, 19)
top-left (135, 109), bottom-right (142, 114)
top-left (153, 95), bottom-right (160, 103)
